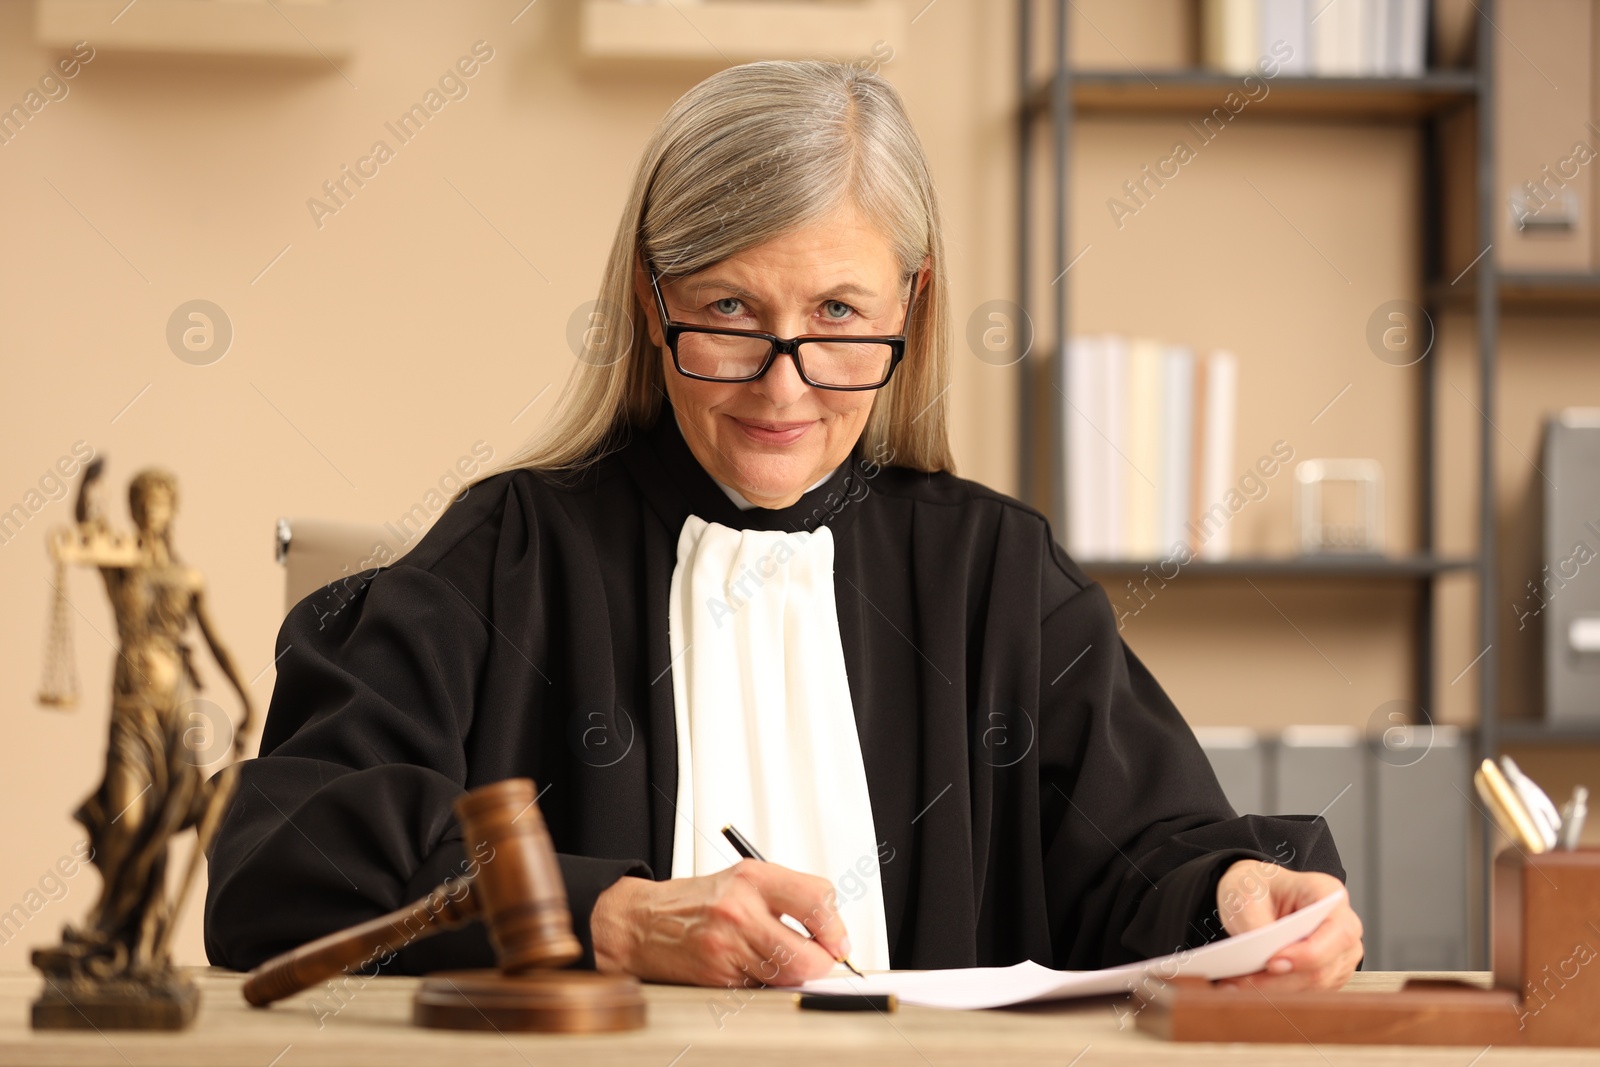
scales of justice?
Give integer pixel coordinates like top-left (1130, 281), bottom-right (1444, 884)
top-left (31, 458), bottom-right (255, 1030)
top-left (27, 459), bottom-right (646, 1035)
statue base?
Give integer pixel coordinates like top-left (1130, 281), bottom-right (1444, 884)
top-left (31, 945), bottom-right (199, 1031)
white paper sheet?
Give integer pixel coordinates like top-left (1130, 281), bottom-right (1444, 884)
top-left (799, 886), bottom-right (1346, 1010)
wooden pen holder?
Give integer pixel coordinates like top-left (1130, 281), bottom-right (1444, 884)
top-left (1494, 846), bottom-right (1600, 1046)
top-left (1136, 847), bottom-right (1600, 1047)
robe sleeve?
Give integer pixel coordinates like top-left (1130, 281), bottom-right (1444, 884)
top-left (1035, 572), bottom-right (1349, 969)
top-left (203, 479), bottom-right (651, 975)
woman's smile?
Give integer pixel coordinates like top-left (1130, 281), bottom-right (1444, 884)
top-left (728, 415), bottom-right (816, 447)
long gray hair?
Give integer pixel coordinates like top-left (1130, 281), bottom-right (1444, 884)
top-left (487, 59), bottom-right (953, 482)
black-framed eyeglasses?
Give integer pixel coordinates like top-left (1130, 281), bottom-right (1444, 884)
top-left (647, 263), bottom-right (917, 391)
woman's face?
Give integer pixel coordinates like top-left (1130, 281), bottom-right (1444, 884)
top-left (636, 199), bottom-right (924, 509)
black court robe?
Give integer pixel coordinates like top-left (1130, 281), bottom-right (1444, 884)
top-left (204, 408), bottom-right (1346, 975)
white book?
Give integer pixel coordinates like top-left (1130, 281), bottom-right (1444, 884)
top-left (1311, 4), bottom-right (1336, 75)
top-left (1089, 338), bottom-right (1109, 560)
top-left (1388, 0), bottom-right (1408, 74)
top-left (1064, 337), bottom-right (1096, 559)
top-left (1125, 339), bottom-right (1164, 559)
top-left (1202, 0), bottom-right (1262, 74)
top-left (1101, 334), bottom-right (1129, 559)
top-left (1198, 350), bottom-right (1238, 560)
top-left (1313, 0), bottom-right (1363, 75)
top-left (1160, 345), bottom-right (1196, 558)
top-left (1368, 0), bottom-right (1391, 75)
top-left (1394, 0), bottom-right (1427, 75)
top-left (1260, 0), bottom-right (1311, 73)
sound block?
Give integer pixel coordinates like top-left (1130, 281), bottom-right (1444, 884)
top-left (413, 970), bottom-right (646, 1033)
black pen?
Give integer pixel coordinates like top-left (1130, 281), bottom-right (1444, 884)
top-left (721, 824), bottom-right (866, 979)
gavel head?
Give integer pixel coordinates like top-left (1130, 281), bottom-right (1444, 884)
top-left (453, 779), bottom-right (582, 974)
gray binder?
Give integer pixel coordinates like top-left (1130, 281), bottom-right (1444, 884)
top-left (1275, 726), bottom-right (1368, 936)
top-left (1371, 725), bottom-right (1470, 971)
top-left (1193, 727), bottom-right (1266, 815)
top-left (1543, 411), bottom-right (1600, 723)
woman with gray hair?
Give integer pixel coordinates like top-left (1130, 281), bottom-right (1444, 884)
top-left (206, 59), bottom-right (1362, 992)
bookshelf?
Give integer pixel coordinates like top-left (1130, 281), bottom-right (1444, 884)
top-left (1028, 70), bottom-right (1480, 119)
top-left (1497, 721), bottom-right (1600, 744)
top-left (1078, 554), bottom-right (1476, 580)
top-left (1014, 0), bottom-right (1502, 963)
top-left (1431, 271), bottom-right (1600, 310)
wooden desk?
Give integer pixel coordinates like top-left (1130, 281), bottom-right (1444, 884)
top-left (3, 968), bottom-right (1593, 1065)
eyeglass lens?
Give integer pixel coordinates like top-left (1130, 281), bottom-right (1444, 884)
top-left (676, 334), bottom-right (895, 387)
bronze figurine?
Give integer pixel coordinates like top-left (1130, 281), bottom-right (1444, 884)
top-left (32, 459), bottom-right (256, 1030)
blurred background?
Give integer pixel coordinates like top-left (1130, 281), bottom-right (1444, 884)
top-left (1, 0), bottom-right (1596, 975)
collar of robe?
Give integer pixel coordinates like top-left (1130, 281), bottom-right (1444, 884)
top-left (619, 405), bottom-right (872, 535)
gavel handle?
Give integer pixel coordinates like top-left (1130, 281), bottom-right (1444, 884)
top-left (242, 879), bottom-right (481, 1007)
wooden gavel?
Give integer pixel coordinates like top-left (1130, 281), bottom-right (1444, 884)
top-left (242, 778), bottom-right (582, 1007)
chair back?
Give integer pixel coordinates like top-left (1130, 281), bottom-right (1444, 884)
top-left (275, 517), bottom-right (409, 615)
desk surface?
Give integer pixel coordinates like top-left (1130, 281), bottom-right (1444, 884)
top-left (2, 968), bottom-right (1590, 1066)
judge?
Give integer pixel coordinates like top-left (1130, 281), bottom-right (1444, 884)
top-left (205, 59), bottom-right (1363, 991)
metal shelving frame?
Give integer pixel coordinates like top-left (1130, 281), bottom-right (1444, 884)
top-left (1015, 0), bottom-right (1501, 964)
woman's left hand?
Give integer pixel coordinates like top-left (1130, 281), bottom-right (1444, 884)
top-left (1212, 859), bottom-right (1364, 992)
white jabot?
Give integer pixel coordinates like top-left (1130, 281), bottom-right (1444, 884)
top-left (667, 515), bottom-right (892, 972)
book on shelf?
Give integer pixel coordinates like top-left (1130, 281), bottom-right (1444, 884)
top-left (1062, 335), bottom-right (1238, 563)
top-left (1202, 0), bottom-right (1429, 77)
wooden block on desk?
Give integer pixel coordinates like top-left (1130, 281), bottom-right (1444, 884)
top-left (1134, 975), bottom-right (1523, 1045)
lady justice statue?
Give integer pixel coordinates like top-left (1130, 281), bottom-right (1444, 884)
top-left (32, 459), bottom-right (255, 1029)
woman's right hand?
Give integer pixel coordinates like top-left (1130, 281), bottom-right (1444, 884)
top-left (589, 860), bottom-right (849, 987)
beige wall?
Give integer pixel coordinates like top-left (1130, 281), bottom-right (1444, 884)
top-left (0, 0), bottom-right (1018, 970)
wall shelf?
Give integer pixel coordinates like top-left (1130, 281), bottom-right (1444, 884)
top-left (34, 0), bottom-right (353, 59)
top-left (1077, 555), bottom-right (1478, 581)
top-left (578, 0), bottom-right (905, 68)
top-left (1026, 69), bottom-right (1479, 121)
top-left (1430, 272), bottom-right (1600, 312)
top-left (1496, 720), bottom-right (1600, 744)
